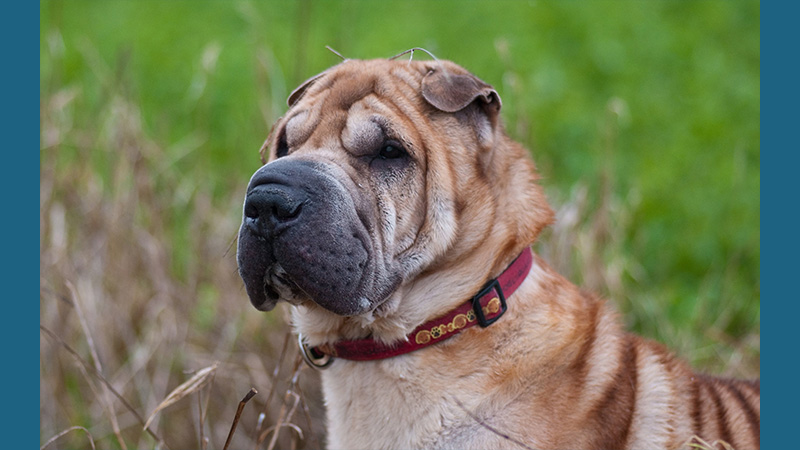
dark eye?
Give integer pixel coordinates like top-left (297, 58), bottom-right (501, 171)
top-left (378, 141), bottom-right (405, 159)
top-left (275, 130), bottom-right (289, 158)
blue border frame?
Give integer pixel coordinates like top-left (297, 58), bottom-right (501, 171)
top-left (761, 2), bottom-right (793, 447)
top-left (7, 1), bottom-right (39, 447)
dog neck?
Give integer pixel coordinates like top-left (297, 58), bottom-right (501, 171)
top-left (295, 247), bottom-right (533, 366)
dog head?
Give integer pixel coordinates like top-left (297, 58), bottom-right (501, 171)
top-left (237, 59), bottom-right (552, 319)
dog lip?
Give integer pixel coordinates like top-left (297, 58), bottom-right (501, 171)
top-left (246, 274), bottom-right (279, 312)
top-left (250, 287), bottom-right (277, 311)
top-left (252, 299), bottom-right (275, 312)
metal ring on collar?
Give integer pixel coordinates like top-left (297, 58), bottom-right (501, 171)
top-left (298, 333), bottom-right (333, 369)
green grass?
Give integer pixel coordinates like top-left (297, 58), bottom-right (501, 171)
top-left (40, 1), bottom-right (759, 448)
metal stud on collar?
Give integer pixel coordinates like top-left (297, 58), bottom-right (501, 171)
top-left (298, 333), bottom-right (333, 370)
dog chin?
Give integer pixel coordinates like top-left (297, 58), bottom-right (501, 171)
top-left (258, 274), bottom-right (374, 318)
top-left (249, 267), bottom-right (304, 311)
top-left (251, 255), bottom-right (403, 318)
top-left (304, 294), bottom-right (376, 318)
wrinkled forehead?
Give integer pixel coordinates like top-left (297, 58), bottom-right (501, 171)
top-left (297, 60), bottom-right (431, 109)
top-left (282, 60), bottom-right (443, 150)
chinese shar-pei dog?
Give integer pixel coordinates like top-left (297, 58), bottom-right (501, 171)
top-left (236, 57), bottom-right (759, 450)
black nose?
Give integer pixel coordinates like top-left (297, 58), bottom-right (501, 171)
top-left (243, 183), bottom-right (306, 236)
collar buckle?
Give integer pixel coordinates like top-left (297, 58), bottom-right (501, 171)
top-left (471, 278), bottom-right (507, 328)
top-left (299, 333), bottom-right (333, 370)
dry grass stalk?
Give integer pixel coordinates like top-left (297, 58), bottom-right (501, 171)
top-left (197, 376), bottom-right (216, 450)
top-left (253, 331), bottom-right (292, 448)
top-left (685, 435), bottom-right (736, 450)
top-left (293, 379), bottom-right (322, 450)
top-left (144, 363), bottom-right (219, 430)
top-left (198, 394), bottom-right (207, 450)
top-left (67, 281), bottom-right (128, 450)
top-left (454, 398), bottom-right (536, 450)
top-left (260, 353), bottom-right (306, 450)
top-left (40, 325), bottom-right (167, 448)
top-left (223, 387), bottom-right (259, 450)
top-left (263, 422), bottom-right (305, 448)
top-left (40, 426), bottom-right (97, 450)
top-left (264, 390), bottom-right (304, 450)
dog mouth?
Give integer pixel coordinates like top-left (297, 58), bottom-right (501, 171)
top-left (253, 268), bottom-right (304, 311)
top-left (236, 230), bottom-right (312, 312)
top-left (245, 240), bottom-right (374, 314)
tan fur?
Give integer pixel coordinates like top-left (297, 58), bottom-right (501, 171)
top-left (248, 59), bottom-right (759, 449)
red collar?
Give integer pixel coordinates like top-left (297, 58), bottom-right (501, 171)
top-left (299, 247), bottom-right (533, 368)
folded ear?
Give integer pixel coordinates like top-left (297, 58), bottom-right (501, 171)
top-left (288, 71), bottom-right (327, 106)
top-left (421, 69), bottom-right (502, 116)
top-left (422, 68), bottom-right (502, 150)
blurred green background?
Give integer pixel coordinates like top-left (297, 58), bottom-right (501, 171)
top-left (40, 1), bottom-right (759, 449)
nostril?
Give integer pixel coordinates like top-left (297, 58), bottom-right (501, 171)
top-left (245, 201), bottom-right (259, 220)
top-left (272, 200), bottom-right (303, 221)
top-left (244, 184), bottom-right (307, 233)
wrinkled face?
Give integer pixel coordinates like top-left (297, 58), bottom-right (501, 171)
top-left (237, 59), bottom-right (506, 316)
